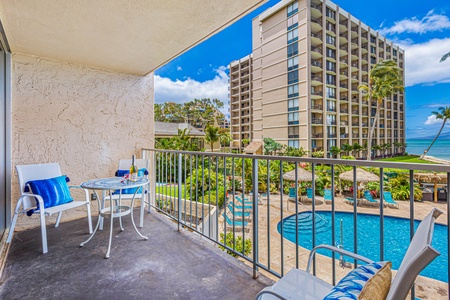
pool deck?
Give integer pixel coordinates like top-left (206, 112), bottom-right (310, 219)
top-left (221, 194), bottom-right (449, 300)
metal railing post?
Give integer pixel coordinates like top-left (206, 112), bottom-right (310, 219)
top-left (252, 158), bottom-right (259, 279)
top-left (178, 153), bottom-right (182, 231)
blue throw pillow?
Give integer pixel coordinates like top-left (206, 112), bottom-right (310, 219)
top-left (25, 175), bottom-right (73, 216)
top-left (113, 168), bottom-right (147, 195)
top-left (323, 261), bottom-right (388, 300)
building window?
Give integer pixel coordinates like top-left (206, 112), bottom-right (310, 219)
top-left (393, 49), bottom-right (397, 56)
top-left (371, 57), bottom-right (377, 64)
top-left (288, 140), bottom-right (299, 148)
top-left (288, 98), bottom-right (299, 111)
top-left (326, 7), bottom-right (335, 19)
top-left (288, 15), bottom-right (299, 30)
top-left (370, 35), bottom-right (376, 43)
top-left (287, 1), bottom-right (298, 17)
top-left (326, 74), bottom-right (336, 85)
top-left (327, 139), bottom-right (336, 149)
top-left (288, 112), bottom-right (299, 125)
top-left (288, 126), bottom-right (299, 138)
top-left (288, 84), bottom-right (299, 97)
top-left (326, 34), bottom-right (335, 46)
top-left (326, 87), bottom-right (336, 99)
top-left (326, 47), bottom-right (336, 59)
top-left (326, 60), bottom-right (336, 72)
top-left (287, 43), bottom-right (298, 57)
top-left (287, 28), bottom-right (298, 44)
top-left (327, 100), bottom-right (336, 111)
top-left (287, 56), bottom-right (299, 70)
top-left (326, 114), bottom-right (336, 125)
top-left (371, 46), bottom-right (376, 54)
top-left (288, 70), bottom-right (299, 84)
top-left (325, 22), bottom-right (335, 32)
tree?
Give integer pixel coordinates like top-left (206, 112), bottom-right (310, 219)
top-left (372, 144), bottom-right (382, 158)
top-left (263, 138), bottom-right (283, 155)
top-left (204, 126), bottom-right (220, 152)
top-left (358, 60), bottom-right (404, 160)
top-left (329, 146), bottom-right (341, 158)
top-left (341, 143), bottom-right (353, 156)
top-left (242, 138), bottom-right (250, 148)
top-left (420, 106), bottom-right (450, 159)
top-left (352, 143), bottom-right (363, 158)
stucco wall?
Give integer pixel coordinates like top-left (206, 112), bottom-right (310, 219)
top-left (11, 53), bottom-right (154, 230)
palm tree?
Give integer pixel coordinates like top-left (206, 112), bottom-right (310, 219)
top-left (341, 143), bottom-right (353, 156)
top-left (359, 60), bottom-right (404, 160)
top-left (204, 126), bottom-right (220, 152)
top-left (352, 143), bottom-right (363, 158)
top-left (329, 146), bottom-right (341, 158)
top-left (420, 106), bottom-right (450, 159)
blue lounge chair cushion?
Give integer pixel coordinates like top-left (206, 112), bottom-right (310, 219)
top-left (306, 188), bottom-right (313, 198)
top-left (289, 187), bottom-right (297, 198)
top-left (323, 261), bottom-right (392, 300)
top-left (25, 175), bottom-right (73, 215)
top-left (224, 214), bottom-right (248, 227)
top-left (324, 189), bottom-right (332, 200)
top-left (114, 168), bottom-right (148, 194)
top-left (383, 192), bottom-right (399, 205)
top-left (363, 191), bottom-right (377, 203)
top-left (228, 203), bottom-right (251, 217)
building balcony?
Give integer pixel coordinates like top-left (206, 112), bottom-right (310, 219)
top-left (312, 132), bottom-right (323, 138)
top-left (340, 133), bottom-right (349, 138)
top-left (328, 133), bottom-right (337, 138)
top-left (3, 149), bottom-right (449, 300)
top-left (340, 109), bottom-right (348, 114)
top-left (312, 118), bottom-right (323, 124)
top-left (311, 104), bottom-right (323, 110)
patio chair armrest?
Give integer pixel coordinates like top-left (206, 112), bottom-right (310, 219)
top-left (19, 193), bottom-right (45, 211)
top-left (306, 244), bottom-right (374, 273)
top-left (255, 287), bottom-right (289, 300)
top-left (68, 185), bottom-right (90, 202)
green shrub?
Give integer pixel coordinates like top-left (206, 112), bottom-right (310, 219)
top-left (219, 232), bottom-right (252, 257)
top-left (193, 186), bottom-right (226, 208)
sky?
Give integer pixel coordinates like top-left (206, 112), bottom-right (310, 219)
top-left (155, 0), bottom-right (450, 139)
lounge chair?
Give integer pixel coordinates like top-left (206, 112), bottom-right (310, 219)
top-left (236, 195), bottom-right (253, 205)
top-left (256, 208), bottom-right (443, 300)
top-left (324, 189), bottom-right (332, 204)
top-left (224, 214), bottom-right (249, 232)
top-left (344, 196), bottom-right (359, 205)
top-left (383, 191), bottom-right (399, 208)
top-left (229, 200), bottom-right (252, 211)
top-left (362, 190), bottom-right (380, 206)
top-left (228, 203), bottom-right (251, 217)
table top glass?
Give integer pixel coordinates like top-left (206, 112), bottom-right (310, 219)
top-left (81, 177), bottom-right (149, 190)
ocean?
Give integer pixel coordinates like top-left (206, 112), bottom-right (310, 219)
top-left (406, 139), bottom-right (450, 161)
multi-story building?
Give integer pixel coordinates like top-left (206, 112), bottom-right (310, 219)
top-left (229, 54), bottom-right (253, 150)
top-left (231, 0), bottom-right (405, 157)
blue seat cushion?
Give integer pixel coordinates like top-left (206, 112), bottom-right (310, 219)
top-left (113, 168), bottom-right (148, 195)
top-left (323, 261), bottom-right (390, 300)
top-left (25, 175), bottom-right (73, 216)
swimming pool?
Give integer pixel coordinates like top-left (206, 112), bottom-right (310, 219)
top-left (278, 211), bottom-right (448, 283)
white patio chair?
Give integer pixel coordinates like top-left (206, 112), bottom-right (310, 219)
top-left (256, 208), bottom-right (442, 300)
top-left (6, 163), bottom-right (93, 254)
top-left (100, 158), bottom-right (150, 229)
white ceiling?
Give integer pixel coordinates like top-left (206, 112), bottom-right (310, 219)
top-left (0, 0), bottom-right (266, 75)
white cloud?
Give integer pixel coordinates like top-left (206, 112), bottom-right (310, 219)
top-left (154, 66), bottom-right (229, 105)
top-left (380, 10), bottom-right (450, 35)
top-left (401, 38), bottom-right (450, 86)
top-left (424, 115), bottom-right (441, 125)
top-left (176, 66), bottom-right (182, 71)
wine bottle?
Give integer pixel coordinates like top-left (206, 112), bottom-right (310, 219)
top-left (130, 155), bottom-right (138, 182)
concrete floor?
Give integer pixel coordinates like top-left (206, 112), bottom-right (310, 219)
top-left (0, 210), bottom-right (273, 300)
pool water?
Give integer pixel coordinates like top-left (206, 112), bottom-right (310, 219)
top-left (278, 211), bottom-right (448, 283)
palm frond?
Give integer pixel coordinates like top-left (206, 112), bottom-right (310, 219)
top-left (440, 51), bottom-right (450, 63)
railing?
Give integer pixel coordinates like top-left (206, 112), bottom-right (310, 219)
top-left (312, 133), bottom-right (323, 138)
top-left (312, 118), bottom-right (323, 124)
top-left (311, 104), bottom-right (323, 110)
top-left (340, 109), bottom-right (348, 114)
top-left (142, 148), bottom-right (450, 298)
top-left (311, 32), bottom-right (322, 39)
top-left (311, 75), bottom-right (323, 82)
top-left (311, 47), bottom-right (323, 54)
top-left (311, 60), bottom-right (323, 67)
top-left (311, 90), bottom-right (323, 96)
top-left (311, 17), bottom-right (322, 25)
top-left (311, 3), bottom-right (322, 11)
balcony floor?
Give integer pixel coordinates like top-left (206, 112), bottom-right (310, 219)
top-left (0, 210), bottom-right (272, 299)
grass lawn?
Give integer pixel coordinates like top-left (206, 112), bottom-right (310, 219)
top-left (376, 155), bottom-right (438, 165)
top-left (156, 184), bottom-right (189, 198)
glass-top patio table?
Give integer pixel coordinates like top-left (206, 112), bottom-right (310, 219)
top-left (79, 177), bottom-right (149, 258)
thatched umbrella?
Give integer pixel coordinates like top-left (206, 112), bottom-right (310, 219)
top-left (414, 173), bottom-right (447, 202)
top-left (339, 168), bottom-right (379, 197)
top-left (283, 168), bottom-right (316, 182)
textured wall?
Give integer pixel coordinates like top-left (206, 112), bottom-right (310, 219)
top-left (11, 53), bottom-right (154, 230)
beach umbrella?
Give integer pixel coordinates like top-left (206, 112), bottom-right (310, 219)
top-left (283, 168), bottom-right (316, 182)
top-left (339, 168), bottom-right (379, 197)
top-left (414, 173), bottom-right (447, 202)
